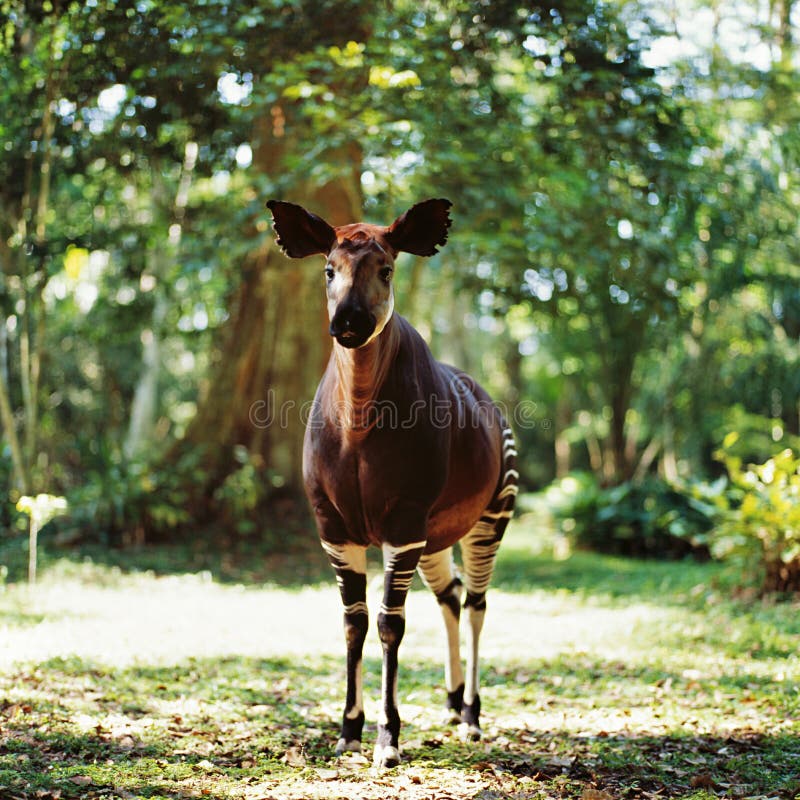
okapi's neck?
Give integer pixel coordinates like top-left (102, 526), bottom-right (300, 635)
top-left (328, 315), bottom-right (401, 442)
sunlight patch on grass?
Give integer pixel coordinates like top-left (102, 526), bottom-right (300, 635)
top-left (2, 552), bottom-right (799, 799)
top-left (0, 574), bottom-right (345, 668)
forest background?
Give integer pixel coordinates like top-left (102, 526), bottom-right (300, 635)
top-left (1, 0), bottom-right (798, 592)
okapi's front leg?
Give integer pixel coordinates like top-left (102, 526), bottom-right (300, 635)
top-left (374, 539), bottom-right (426, 768)
top-left (320, 540), bottom-right (368, 755)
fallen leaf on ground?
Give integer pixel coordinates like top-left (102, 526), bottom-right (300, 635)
top-left (68, 776), bottom-right (92, 786)
top-left (547, 755), bottom-right (574, 769)
top-left (314, 768), bottom-right (338, 780)
top-left (338, 751), bottom-right (369, 767)
top-left (582, 789), bottom-right (614, 800)
top-left (282, 745), bottom-right (306, 768)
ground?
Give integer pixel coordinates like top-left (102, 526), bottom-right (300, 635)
top-left (0, 518), bottom-right (798, 800)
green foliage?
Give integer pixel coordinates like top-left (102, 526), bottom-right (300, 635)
top-left (1, 451), bottom-right (27, 536)
top-left (714, 442), bottom-right (800, 593)
top-left (549, 472), bottom-right (722, 559)
top-left (64, 457), bottom-right (192, 545)
top-left (211, 446), bottom-right (274, 536)
top-left (713, 406), bottom-right (800, 465)
top-left (0, 0), bottom-right (798, 561)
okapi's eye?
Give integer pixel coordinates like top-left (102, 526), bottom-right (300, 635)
top-left (325, 266), bottom-right (335, 282)
top-left (379, 266), bottom-right (393, 283)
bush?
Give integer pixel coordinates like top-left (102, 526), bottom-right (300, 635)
top-left (63, 458), bottom-right (192, 546)
top-left (713, 439), bottom-right (800, 593)
top-left (549, 472), bottom-right (723, 559)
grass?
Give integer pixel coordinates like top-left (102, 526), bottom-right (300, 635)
top-left (0, 519), bottom-right (799, 800)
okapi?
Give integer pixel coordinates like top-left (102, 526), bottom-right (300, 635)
top-left (266, 198), bottom-right (518, 768)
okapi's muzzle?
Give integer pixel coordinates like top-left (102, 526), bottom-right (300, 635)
top-left (329, 303), bottom-right (377, 349)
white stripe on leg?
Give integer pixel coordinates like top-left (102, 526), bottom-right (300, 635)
top-left (418, 549), bottom-right (464, 696)
top-left (464, 605), bottom-right (485, 707)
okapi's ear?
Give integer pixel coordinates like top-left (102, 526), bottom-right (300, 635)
top-left (384, 198), bottom-right (453, 257)
top-left (266, 200), bottom-right (337, 258)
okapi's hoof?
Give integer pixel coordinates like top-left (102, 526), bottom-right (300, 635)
top-left (373, 744), bottom-right (401, 768)
top-left (458, 722), bottom-right (482, 741)
top-left (335, 738), bottom-right (362, 755)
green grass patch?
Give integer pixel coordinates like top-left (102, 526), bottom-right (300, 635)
top-left (1, 520), bottom-right (799, 799)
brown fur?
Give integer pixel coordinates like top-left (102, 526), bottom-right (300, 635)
top-left (264, 198), bottom-right (505, 553)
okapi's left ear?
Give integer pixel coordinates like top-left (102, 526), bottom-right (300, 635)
top-left (266, 200), bottom-right (337, 258)
top-left (384, 198), bottom-right (452, 257)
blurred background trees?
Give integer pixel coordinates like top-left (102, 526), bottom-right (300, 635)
top-left (1, 0), bottom-right (798, 589)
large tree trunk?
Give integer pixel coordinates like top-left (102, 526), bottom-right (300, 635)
top-left (162, 120), bottom-right (362, 527)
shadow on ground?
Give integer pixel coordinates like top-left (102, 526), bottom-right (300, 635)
top-left (1, 653), bottom-right (798, 800)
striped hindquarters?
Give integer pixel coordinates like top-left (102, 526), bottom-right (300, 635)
top-left (459, 423), bottom-right (518, 607)
top-left (479, 423), bottom-right (518, 538)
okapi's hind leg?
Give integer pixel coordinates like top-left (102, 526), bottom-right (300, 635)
top-left (417, 547), bottom-right (465, 721)
top-left (320, 540), bottom-right (368, 755)
top-left (459, 426), bottom-right (519, 739)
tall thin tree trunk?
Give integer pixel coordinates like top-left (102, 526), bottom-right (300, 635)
top-left (0, 367), bottom-right (28, 494)
top-left (554, 391), bottom-right (571, 478)
top-left (609, 381), bottom-right (633, 483)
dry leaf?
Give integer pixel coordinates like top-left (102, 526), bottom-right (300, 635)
top-left (282, 745), bottom-right (306, 768)
top-left (690, 773), bottom-right (716, 789)
top-left (244, 783), bottom-right (279, 800)
top-left (68, 776), bottom-right (92, 787)
top-left (314, 768), bottom-right (338, 780)
top-left (338, 751), bottom-right (369, 766)
top-left (582, 789), bottom-right (614, 800)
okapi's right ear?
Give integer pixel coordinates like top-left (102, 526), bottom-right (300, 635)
top-left (266, 200), bottom-right (336, 258)
top-left (384, 198), bottom-right (452, 257)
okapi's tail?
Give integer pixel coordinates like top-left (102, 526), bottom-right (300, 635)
top-left (480, 422), bottom-right (519, 540)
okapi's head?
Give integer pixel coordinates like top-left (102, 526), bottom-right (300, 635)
top-left (266, 198), bottom-right (452, 349)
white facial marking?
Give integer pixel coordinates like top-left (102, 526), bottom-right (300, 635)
top-left (363, 287), bottom-right (394, 346)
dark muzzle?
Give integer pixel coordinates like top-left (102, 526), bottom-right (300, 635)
top-left (329, 305), bottom-right (376, 349)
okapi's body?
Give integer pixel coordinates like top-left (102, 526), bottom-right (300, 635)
top-left (267, 198), bottom-right (517, 768)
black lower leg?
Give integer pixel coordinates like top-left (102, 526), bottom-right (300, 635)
top-left (341, 610), bottom-right (367, 743)
top-left (462, 693), bottom-right (481, 728)
top-left (376, 612), bottom-right (405, 751)
top-left (447, 683), bottom-right (465, 716)
top-left (320, 540), bottom-right (368, 750)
